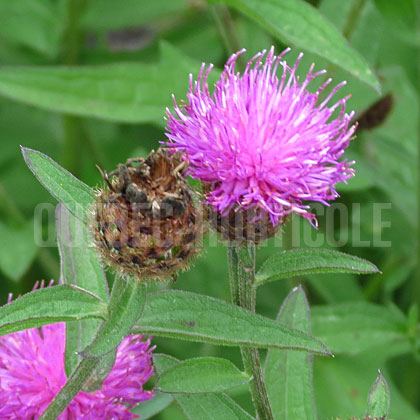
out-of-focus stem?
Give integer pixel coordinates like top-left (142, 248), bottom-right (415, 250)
top-left (227, 243), bottom-right (274, 420)
top-left (61, 0), bottom-right (86, 66)
top-left (413, 1), bottom-right (420, 318)
top-left (210, 4), bottom-right (246, 69)
top-left (342, 0), bottom-right (367, 40)
top-left (317, 0), bottom-right (367, 102)
top-left (61, 0), bottom-right (87, 176)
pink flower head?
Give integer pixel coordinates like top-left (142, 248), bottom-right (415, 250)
top-left (165, 47), bottom-right (356, 227)
top-left (0, 288), bottom-right (154, 419)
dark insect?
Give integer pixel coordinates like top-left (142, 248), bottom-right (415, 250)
top-left (355, 93), bottom-right (393, 131)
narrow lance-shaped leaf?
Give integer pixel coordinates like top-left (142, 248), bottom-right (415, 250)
top-left (0, 0), bottom-right (62, 57)
top-left (157, 357), bottom-right (251, 394)
top-left (210, 0), bottom-right (380, 91)
top-left (255, 248), bottom-right (380, 286)
top-left (265, 286), bottom-right (317, 420)
top-left (311, 302), bottom-right (407, 354)
top-left (367, 371), bottom-right (391, 418)
top-left (56, 204), bottom-right (110, 377)
top-left (0, 43), bottom-right (220, 125)
top-left (82, 0), bottom-right (187, 30)
top-left (21, 147), bottom-right (94, 222)
top-left (81, 276), bottom-right (146, 358)
top-left (133, 290), bottom-right (331, 355)
top-left (0, 285), bottom-right (107, 337)
top-left (154, 354), bottom-right (255, 420)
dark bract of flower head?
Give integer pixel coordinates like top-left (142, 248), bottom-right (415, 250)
top-left (165, 47), bottom-right (356, 228)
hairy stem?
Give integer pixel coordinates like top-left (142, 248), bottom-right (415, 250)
top-left (39, 357), bottom-right (100, 420)
top-left (40, 276), bottom-right (145, 419)
top-left (227, 243), bottom-right (274, 420)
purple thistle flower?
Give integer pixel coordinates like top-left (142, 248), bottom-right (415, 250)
top-left (165, 47), bottom-right (356, 227)
top-left (0, 307), bottom-right (154, 419)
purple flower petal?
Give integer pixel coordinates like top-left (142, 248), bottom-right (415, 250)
top-left (0, 322), bottom-right (154, 419)
top-left (165, 47), bottom-right (356, 226)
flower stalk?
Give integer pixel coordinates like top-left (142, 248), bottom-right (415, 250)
top-left (37, 276), bottom-right (152, 420)
top-left (227, 243), bottom-right (274, 420)
top-left (39, 357), bottom-right (100, 420)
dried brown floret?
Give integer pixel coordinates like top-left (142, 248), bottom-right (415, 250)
top-left (91, 149), bottom-right (202, 281)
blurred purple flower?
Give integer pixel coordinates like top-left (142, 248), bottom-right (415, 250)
top-left (165, 47), bottom-right (356, 227)
top-left (0, 292), bottom-right (154, 420)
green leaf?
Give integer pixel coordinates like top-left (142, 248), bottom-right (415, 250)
top-left (133, 290), bottom-right (331, 355)
top-left (83, 0), bottom-right (188, 30)
top-left (81, 277), bottom-right (146, 358)
top-left (0, 0), bottom-right (62, 57)
top-left (22, 147), bottom-right (94, 222)
top-left (56, 204), bottom-right (109, 376)
top-left (154, 354), bottom-right (255, 420)
top-left (0, 285), bottom-right (107, 337)
top-left (306, 273), bottom-right (365, 304)
top-left (311, 302), bottom-right (407, 354)
top-left (211, 0), bottom-right (380, 91)
top-left (157, 357), bottom-right (250, 393)
top-left (314, 352), bottom-right (419, 419)
top-left (359, 67), bottom-right (419, 229)
top-left (0, 43), bottom-right (220, 125)
top-left (367, 371), bottom-right (390, 418)
top-left (132, 391), bottom-right (174, 419)
top-left (255, 248), bottom-right (380, 286)
top-left (56, 204), bottom-right (108, 300)
top-left (373, 0), bottom-right (419, 44)
top-left (265, 286), bottom-right (317, 420)
top-left (0, 220), bottom-right (38, 281)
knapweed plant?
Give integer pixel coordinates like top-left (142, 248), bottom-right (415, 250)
top-left (0, 1), bottom-right (418, 419)
top-left (1, 45), bottom-right (393, 420)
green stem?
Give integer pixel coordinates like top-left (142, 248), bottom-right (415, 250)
top-left (227, 243), bottom-right (274, 420)
top-left (62, 115), bottom-right (86, 176)
top-left (210, 4), bottom-right (246, 69)
top-left (40, 276), bottom-right (145, 419)
top-left (61, 0), bottom-right (87, 176)
top-left (61, 0), bottom-right (86, 66)
top-left (39, 357), bottom-right (100, 420)
top-left (317, 0), bottom-right (367, 102)
top-left (342, 0), bottom-right (367, 40)
top-left (414, 2), bottom-right (420, 319)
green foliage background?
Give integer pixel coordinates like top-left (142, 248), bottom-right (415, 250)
top-left (0, 0), bottom-right (418, 419)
